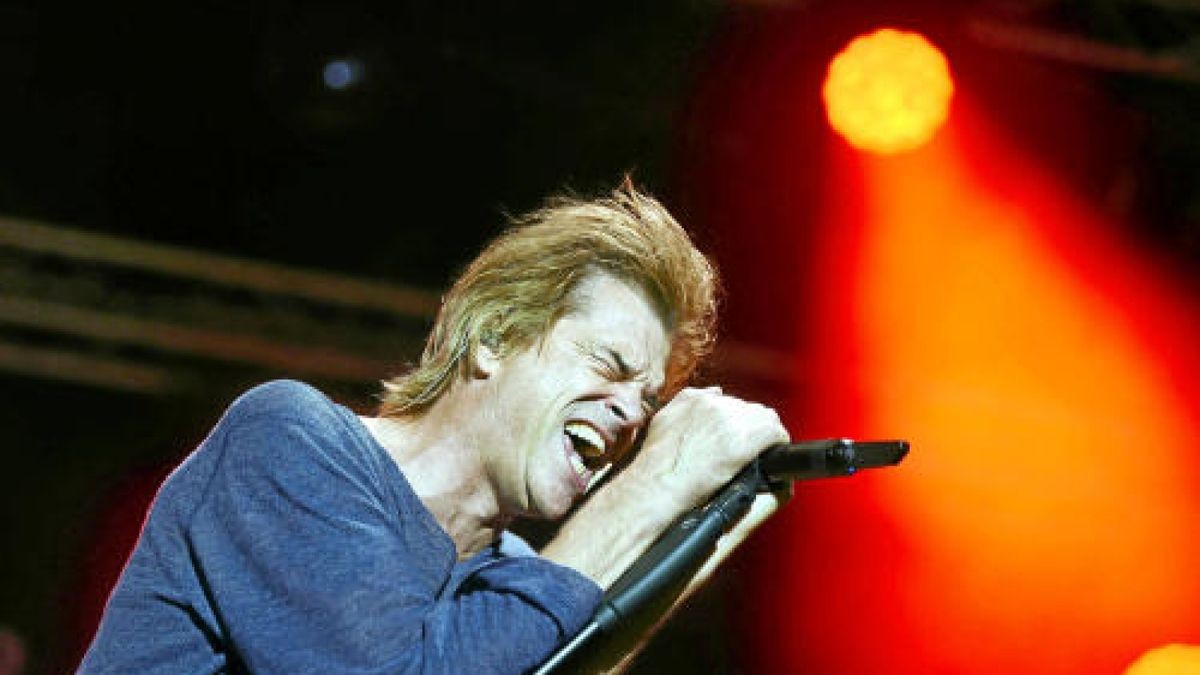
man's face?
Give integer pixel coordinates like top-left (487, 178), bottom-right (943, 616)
top-left (478, 272), bottom-right (670, 520)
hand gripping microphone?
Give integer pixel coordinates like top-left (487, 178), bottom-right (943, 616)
top-left (533, 439), bottom-right (909, 674)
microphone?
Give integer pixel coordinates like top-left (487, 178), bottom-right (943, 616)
top-left (758, 438), bottom-right (910, 482)
top-left (533, 437), bottom-right (911, 674)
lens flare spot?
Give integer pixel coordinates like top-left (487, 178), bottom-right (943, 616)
top-left (822, 28), bottom-right (954, 154)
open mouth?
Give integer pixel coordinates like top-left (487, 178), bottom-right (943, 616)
top-left (564, 421), bottom-right (609, 488)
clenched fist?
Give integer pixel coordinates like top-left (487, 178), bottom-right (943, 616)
top-left (629, 386), bottom-right (790, 514)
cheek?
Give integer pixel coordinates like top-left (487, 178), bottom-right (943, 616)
top-left (520, 387), bottom-right (579, 471)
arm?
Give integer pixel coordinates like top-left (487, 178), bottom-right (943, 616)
top-left (541, 387), bottom-right (790, 671)
top-left (188, 386), bottom-right (600, 675)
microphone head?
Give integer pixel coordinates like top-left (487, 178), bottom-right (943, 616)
top-left (758, 439), bottom-right (910, 482)
top-left (845, 439), bottom-right (909, 470)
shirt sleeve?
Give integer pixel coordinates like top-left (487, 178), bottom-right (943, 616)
top-left (185, 384), bottom-right (601, 675)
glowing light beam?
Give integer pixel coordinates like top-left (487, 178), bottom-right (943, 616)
top-left (755, 101), bottom-right (1200, 675)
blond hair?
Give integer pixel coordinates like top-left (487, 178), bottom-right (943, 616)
top-left (379, 181), bottom-right (718, 417)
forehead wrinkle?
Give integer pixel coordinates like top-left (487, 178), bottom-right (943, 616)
top-left (563, 273), bottom-right (670, 387)
top-left (573, 336), bottom-right (657, 384)
top-left (606, 342), bottom-right (667, 394)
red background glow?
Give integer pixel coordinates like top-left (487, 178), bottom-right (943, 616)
top-left (677, 10), bottom-right (1200, 674)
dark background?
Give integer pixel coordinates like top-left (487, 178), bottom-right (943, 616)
top-left (0, 1), bottom-right (1196, 673)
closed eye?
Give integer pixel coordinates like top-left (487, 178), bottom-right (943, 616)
top-left (604, 348), bottom-right (634, 379)
top-left (581, 342), bottom-right (663, 414)
top-left (589, 347), bottom-right (633, 381)
top-left (587, 352), bottom-right (620, 379)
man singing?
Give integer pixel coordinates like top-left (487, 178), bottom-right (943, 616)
top-left (79, 183), bottom-right (789, 673)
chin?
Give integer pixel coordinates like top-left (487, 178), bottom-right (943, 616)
top-left (530, 489), bottom-right (576, 521)
top-left (534, 501), bottom-right (571, 522)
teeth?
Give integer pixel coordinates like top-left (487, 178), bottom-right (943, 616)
top-left (564, 422), bottom-right (607, 458)
top-left (568, 452), bottom-right (588, 480)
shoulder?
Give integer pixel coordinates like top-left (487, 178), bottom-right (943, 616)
top-left (225, 379), bottom-right (342, 426)
top-left (212, 380), bottom-right (369, 470)
top-left (205, 380), bottom-right (398, 502)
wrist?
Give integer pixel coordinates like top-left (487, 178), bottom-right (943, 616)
top-left (541, 467), bottom-right (683, 589)
top-left (604, 466), bottom-right (685, 531)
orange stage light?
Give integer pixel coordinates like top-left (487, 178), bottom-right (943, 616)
top-left (742, 103), bottom-right (1200, 674)
top-left (847, 121), bottom-right (1200, 671)
top-left (679, 11), bottom-right (1199, 672)
top-left (822, 28), bottom-right (954, 155)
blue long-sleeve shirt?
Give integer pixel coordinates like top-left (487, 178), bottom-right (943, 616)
top-left (79, 380), bottom-right (602, 674)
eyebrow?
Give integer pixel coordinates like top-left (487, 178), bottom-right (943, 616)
top-left (604, 347), bottom-right (634, 377)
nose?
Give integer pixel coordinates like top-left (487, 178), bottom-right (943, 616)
top-left (606, 386), bottom-right (648, 429)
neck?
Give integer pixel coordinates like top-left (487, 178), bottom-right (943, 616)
top-left (362, 394), bottom-right (506, 560)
